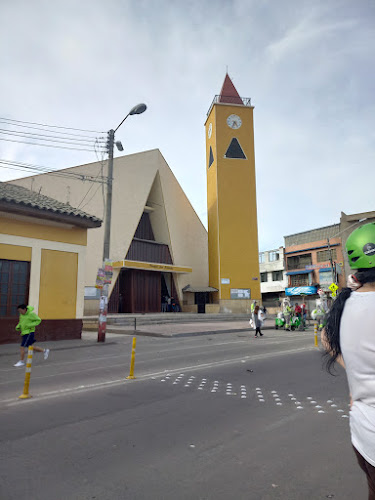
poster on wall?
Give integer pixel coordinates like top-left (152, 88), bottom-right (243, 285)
top-left (104, 259), bottom-right (113, 284)
top-left (230, 288), bottom-right (251, 299)
top-left (95, 268), bottom-right (105, 289)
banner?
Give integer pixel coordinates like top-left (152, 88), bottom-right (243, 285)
top-left (285, 286), bottom-right (317, 296)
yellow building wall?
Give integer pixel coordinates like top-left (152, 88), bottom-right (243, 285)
top-left (0, 216), bottom-right (87, 246)
top-left (206, 106), bottom-right (220, 297)
top-left (0, 243), bottom-right (32, 261)
top-left (206, 103), bottom-right (261, 302)
top-left (39, 249), bottom-right (78, 319)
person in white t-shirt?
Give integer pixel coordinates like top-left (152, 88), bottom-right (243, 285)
top-left (322, 223), bottom-right (375, 499)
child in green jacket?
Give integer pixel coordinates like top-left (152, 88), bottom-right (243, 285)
top-left (14, 304), bottom-right (50, 367)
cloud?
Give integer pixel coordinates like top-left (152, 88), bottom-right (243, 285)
top-left (0, 0), bottom-right (374, 253)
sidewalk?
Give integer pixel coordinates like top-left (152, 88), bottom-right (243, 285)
top-left (0, 319), bottom-right (313, 359)
top-left (0, 319), bottom-right (277, 355)
top-left (104, 318), bottom-right (277, 337)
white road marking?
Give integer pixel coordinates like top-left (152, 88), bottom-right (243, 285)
top-left (0, 346), bottom-right (316, 406)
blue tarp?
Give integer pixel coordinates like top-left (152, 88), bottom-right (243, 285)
top-left (285, 286), bottom-right (317, 296)
top-left (286, 270), bottom-right (312, 276)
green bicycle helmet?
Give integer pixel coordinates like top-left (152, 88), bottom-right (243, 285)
top-left (346, 222), bottom-right (375, 269)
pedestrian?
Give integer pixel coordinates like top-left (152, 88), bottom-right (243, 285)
top-left (301, 302), bottom-right (307, 325)
top-left (253, 305), bottom-right (263, 338)
top-left (322, 223), bottom-right (375, 499)
top-left (294, 302), bottom-right (302, 318)
top-left (14, 304), bottom-right (49, 367)
top-left (167, 296), bottom-right (172, 312)
top-left (161, 295), bottom-right (167, 313)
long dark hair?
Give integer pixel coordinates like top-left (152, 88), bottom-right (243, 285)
top-left (324, 268), bottom-right (375, 373)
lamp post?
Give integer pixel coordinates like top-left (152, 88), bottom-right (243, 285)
top-left (326, 217), bottom-right (367, 286)
top-left (98, 103), bottom-right (147, 343)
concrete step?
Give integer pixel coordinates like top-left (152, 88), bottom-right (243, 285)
top-left (83, 313), bottom-right (254, 328)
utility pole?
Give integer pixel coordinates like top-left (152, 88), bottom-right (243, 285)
top-left (96, 104), bottom-right (147, 343)
top-left (103, 129), bottom-right (115, 262)
top-left (98, 129), bottom-right (115, 343)
top-left (327, 237), bottom-right (336, 284)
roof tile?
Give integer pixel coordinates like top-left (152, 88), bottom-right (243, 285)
top-left (0, 182), bottom-right (101, 224)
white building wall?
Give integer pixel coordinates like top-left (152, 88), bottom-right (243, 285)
top-left (259, 247), bottom-right (288, 294)
top-left (9, 149), bottom-right (209, 305)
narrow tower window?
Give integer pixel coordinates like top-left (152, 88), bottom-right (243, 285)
top-left (208, 146), bottom-right (214, 168)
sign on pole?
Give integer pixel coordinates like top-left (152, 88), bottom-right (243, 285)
top-left (328, 283), bottom-right (338, 293)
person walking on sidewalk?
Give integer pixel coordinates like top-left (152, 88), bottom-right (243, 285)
top-left (14, 304), bottom-right (49, 367)
top-left (253, 305), bottom-right (263, 338)
top-left (322, 223), bottom-right (375, 499)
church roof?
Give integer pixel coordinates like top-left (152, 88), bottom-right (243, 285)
top-left (218, 74), bottom-right (244, 105)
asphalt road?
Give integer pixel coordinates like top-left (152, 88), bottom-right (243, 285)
top-left (0, 329), bottom-right (367, 499)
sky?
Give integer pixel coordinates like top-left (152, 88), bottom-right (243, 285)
top-left (1, 0), bottom-right (374, 251)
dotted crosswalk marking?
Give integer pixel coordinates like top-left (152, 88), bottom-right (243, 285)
top-left (156, 376), bottom-right (349, 418)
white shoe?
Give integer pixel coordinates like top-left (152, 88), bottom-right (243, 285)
top-left (44, 349), bottom-right (50, 360)
top-left (14, 360), bottom-right (25, 367)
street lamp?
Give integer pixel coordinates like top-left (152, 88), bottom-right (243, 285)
top-left (327, 218), bottom-right (367, 285)
top-left (98, 103), bottom-right (147, 343)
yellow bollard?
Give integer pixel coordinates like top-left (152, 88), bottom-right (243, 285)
top-left (19, 346), bottom-right (34, 399)
top-left (314, 322), bottom-right (319, 348)
top-left (126, 337), bottom-right (137, 379)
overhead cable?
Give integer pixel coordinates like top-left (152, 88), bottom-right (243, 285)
top-left (0, 126), bottom-right (106, 143)
top-left (0, 116), bottom-right (105, 134)
top-left (0, 137), bottom-right (103, 152)
top-left (0, 129), bottom-right (106, 148)
top-left (0, 118), bottom-right (104, 139)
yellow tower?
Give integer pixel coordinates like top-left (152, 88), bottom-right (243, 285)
top-left (205, 74), bottom-right (261, 312)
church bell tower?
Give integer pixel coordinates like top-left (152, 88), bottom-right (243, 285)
top-left (205, 74), bottom-right (261, 312)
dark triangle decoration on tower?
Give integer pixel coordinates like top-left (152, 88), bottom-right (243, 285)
top-left (208, 146), bottom-right (214, 168)
top-left (224, 138), bottom-right (246, 159)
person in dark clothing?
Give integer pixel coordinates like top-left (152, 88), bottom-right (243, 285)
top-left (253, 305), bottom-right (263, 338)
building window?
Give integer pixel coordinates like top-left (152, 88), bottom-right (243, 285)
top-left (317, 248), bottom-right (337, 263)
top-left (272, 270), bottom-right (283, 281)
top-left (0, 260), bottom-right (30, 317)
top-left (269, 251), bottom-right (279, 262)
top-left (287, 253), bottom-right (312, 270)
top-left (290, 274), bottom-right (309, 286)
top-left (259, 253), bottom-right (265, 263)
top-left (260, 272), bottom-right (268, 282)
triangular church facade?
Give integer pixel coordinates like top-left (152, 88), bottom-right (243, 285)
top-left (9, 149), bottom-right (209, 314)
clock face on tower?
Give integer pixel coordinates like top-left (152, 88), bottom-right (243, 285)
top-left (226, 114), bottom-right (242, 130)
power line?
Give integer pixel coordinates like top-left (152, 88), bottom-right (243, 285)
top-left (76, 165), bottom-right (105, 208)
top-left (81, 182), bottom-right (103, 211)
top-left (0, 126), bottom-right (106, 144)
top-left (0, 116), bottom-right (105, 134)
top-left (0, 159), bottom-right (108, 184)
top-left (0, 118), bottom-right (104, 139)
top-left (0, 129), bottom-right (106, 148)
top-left (0, 137), bottom-right (103, 152)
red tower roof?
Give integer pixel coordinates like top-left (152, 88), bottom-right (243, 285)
top-left (218, 74), bottom-right (243, 105)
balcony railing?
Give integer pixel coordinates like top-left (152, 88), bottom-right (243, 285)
top-left (207, 95), bottom-right (252, 116)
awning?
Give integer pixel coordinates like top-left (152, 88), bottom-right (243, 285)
top-left (182, 285), bottom-right (218, 293)
top-left (286, 270), bottom-right (312, 276)
top-left (112, 260), bottom-right (192, 274)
